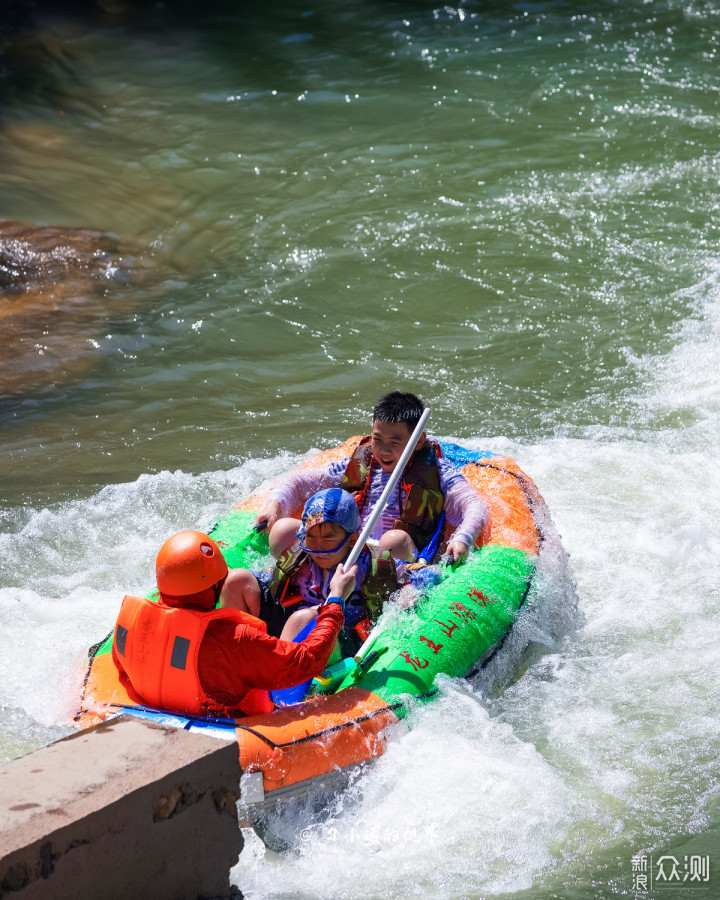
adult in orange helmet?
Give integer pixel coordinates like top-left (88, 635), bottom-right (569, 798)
top-left (112, 530), bottom-right (351, 717)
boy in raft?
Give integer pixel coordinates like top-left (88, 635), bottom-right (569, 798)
top-left (112, 530), bottom-right (352, 718)
top-left (222, 487), bottom-right (399, 639)
top-left (255, 391), bottom-right (489, 564)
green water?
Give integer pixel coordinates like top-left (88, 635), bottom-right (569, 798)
top-left (1, 2), bottom-right (719, 898)
top-left (2, 0), bottom-right (715, 505)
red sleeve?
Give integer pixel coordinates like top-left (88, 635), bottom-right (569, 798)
top-left (198, 604), bottom-right (343, 702)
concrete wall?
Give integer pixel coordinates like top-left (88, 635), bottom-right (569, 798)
top-left (0, 716), bottom-right (243, 899)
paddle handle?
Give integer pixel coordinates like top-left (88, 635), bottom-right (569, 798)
top-left (344, 407), bottom-right (432, 570)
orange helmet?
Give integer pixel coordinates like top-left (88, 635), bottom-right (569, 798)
top-left (156, 531), bottom-right (228, 599)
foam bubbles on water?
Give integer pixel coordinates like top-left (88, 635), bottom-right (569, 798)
top-left (470, 502), bottom-right (583, 697)
top-left (629, 258), bottom-right (720, 453)
top-left (236, 683), bottom-right (591, 900)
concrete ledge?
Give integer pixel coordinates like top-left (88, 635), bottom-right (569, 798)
top-left (0, 716), bottom-right (243, 899)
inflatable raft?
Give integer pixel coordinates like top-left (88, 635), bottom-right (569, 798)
top-left (77, 438), bottom-right (546, 817)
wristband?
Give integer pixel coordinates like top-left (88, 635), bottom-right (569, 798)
top-left (324, 595), bottom-right (345, 611)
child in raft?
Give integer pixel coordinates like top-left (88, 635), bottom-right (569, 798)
top-left (254, 391), bottom-right (489, 565)
top-left (222, 487), bottom-right (400, 641)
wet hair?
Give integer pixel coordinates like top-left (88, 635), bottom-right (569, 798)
top-left (372, 391), bottom-right (425, 431)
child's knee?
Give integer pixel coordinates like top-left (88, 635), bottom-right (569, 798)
top-left (378, 529), bottom-right (416, 562)
top-left (220, 568), bottom-right (259, 614)
top-left (281, 605), bottom-right (318, 641)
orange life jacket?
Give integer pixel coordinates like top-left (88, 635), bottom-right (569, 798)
top-left (111, 595), bottom-right (273, 717)
top-left (342, 435), bottom-right (445, 551)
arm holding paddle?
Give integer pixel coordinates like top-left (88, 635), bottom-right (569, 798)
top-left (325, 562), bottom-right (359, 608)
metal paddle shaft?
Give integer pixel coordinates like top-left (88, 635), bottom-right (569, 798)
top-left (343, 407), bottom-right (432, 570)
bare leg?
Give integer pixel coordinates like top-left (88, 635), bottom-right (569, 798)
top-left (269, 517), bottom-right (302, 558)
top-left (219, 568), bottom-right (261, 616)
top-left (280, 606), bottom-right (318, 641)
top-left (378, 528), bottom-right (417, 562)
top-left (280, 607), bottom-right (342, 664)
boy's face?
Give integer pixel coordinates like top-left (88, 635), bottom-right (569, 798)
top-left (371, 419), bottom-right (425, 473)
top-left (303, 521), bottom-right (357, 570)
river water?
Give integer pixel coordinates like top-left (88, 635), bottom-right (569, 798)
top-left (1, 1), bottom-right (719, 897)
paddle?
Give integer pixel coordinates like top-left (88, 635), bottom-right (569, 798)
top-left (343, 406), bottom-right (431, 571)
top-left (342, 407), bottom-right (431, 666)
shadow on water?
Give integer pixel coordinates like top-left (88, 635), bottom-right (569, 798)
top-left (1, 0), bottom-right (583, 115)
top-left (0, 0), bottom-right (420, 115)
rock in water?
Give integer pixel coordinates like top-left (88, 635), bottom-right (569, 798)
top-left (0, 219), bottom-right (140, 399)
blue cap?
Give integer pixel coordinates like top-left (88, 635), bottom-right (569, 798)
top-left (297, 488), bottom-right (361, 537)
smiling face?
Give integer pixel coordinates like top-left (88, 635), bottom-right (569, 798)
top-left (302, 521), bottom-right (357, 569)
top-left (370, 419), bottom-right (426, 473)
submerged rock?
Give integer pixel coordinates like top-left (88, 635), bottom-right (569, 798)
top-left (0, 219), bottom-right (121, 289)
top-left (0, 219), bottom-right (143, 399)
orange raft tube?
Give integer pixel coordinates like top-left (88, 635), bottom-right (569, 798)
top-left (235, 687), bottom-right (400, 796)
